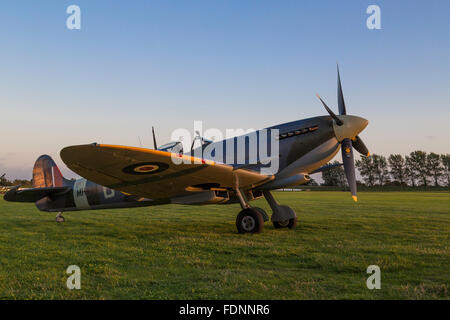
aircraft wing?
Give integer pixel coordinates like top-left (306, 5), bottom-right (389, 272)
top-left (4, 185), bottom-right (71, 202)
top-left (60, 144), bottom-right (273, 200)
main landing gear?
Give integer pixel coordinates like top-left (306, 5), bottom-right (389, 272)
top-left (55, 212), bottom-right (65, 223)
top-left (234, 189), bottom-right (297, 234)
top-left (236, 208), bottom-right (265, 234)
top-left (263, 191), bottom-right (297, 230)
top-left (234, 188), bottom-right (267, 234)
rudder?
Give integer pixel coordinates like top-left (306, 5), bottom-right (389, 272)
top-left (32, 155), bottom-right (67, 188)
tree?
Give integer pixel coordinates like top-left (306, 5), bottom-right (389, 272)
top-left (321, 165), bottom-right (337, 186)
top-left (372, 154), bottom-right (389, 186)
top-left (441, 154), bottom-right (450, 187)
top-left (388, 154), bottom-right (406, 186)
top-left (405, 156), bottom-right (416, 186)
top-left (426, 153), bottom-right (443, 187)
top-left (408, 151), bottom-right (429, 187)
top-left (355, 156), bottom-right (376, 187)
top-left (12, 179), bottom-right (33, 188)
top-left (306, 178), bottom-right (319, 186)
top-left (321, 161), bottom-right (346, 187)
top-left (0, 173), bottom-right (12, 186)
top-left (335, 164), bottom-right (346, 188)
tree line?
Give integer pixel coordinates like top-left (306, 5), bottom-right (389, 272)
top-left (0, 174), bottom-right (33, 188)
top-left (322, 151), bottom-right (450, 187)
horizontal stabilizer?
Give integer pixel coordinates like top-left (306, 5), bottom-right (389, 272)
top-left (3, 185), bottom-right (70, 203)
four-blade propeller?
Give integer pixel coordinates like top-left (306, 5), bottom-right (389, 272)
top-left (317, 66), bottom-right (370, 202)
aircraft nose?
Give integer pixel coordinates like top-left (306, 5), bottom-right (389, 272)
top-left (333, 115), bottom-right (368, 141)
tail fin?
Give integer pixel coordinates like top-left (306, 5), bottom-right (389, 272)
top-left (32, 155), bottom-right (68, 188)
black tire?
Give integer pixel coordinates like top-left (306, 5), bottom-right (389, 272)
top-left (236, 208), bottom-right (264, 234)
top-left (253, 207), bottom-right (269, 222)
top-left (273, 217), bottom-right (297, 229)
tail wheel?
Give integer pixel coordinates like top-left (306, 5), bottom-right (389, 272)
top-left (55, 213), bottom-right (65, 223)
top-left (273, 217), bottom-right (297, 229)
top-left (236, 208), bottom-right (264, 234)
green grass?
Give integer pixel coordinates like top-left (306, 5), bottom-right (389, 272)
top-left (0, 191), bottom-right (448, 300)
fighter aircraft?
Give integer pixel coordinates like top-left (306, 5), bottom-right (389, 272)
top-left (4, 67), bottom-right (369, 233)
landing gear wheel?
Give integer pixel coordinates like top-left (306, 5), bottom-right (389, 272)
top-left (56, 213), bottom-right (65, 223)
top-left (273, 217), bottom-right (297, 229)
top-left (236, 208), bottom-right (264, 234)
top-left (252, 207), bottom-right (269, 222)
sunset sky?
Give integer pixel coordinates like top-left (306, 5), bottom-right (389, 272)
top-left (1, 0), bottom-right (449, 179)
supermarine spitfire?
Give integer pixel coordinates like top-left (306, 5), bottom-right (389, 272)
top-left (5, 67), bottom-right (369, 233)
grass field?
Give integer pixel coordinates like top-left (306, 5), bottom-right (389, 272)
top-left (0, 191), bottom-right (448, 300)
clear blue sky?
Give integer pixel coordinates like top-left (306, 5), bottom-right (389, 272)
top-left (0, 1), bottom-right (449, 179)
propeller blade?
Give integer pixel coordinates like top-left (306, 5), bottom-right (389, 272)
top-left (352, 135), bottom-right (370, 157)
top-left (337, 64), bottom-right (347, 115)
top-left (341, 138), bottom-right (358, 202)
top-left (316, 94), bottom-right (343, 126)
top-left (152, 126), bottom-right (158, 149)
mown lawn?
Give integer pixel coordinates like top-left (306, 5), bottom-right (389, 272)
top-left (0, 191), bottom-right (448, 299)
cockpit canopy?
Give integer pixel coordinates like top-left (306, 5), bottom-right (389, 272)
top-left (158, 141), bottom-right (183, 154)
top-left (157, 135), bottom-right (214, 155)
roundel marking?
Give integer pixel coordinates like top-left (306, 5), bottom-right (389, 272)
top-left (134, 164), bottom-right (159, 173)
top-left (122, 162), bottom-right (169, 175)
